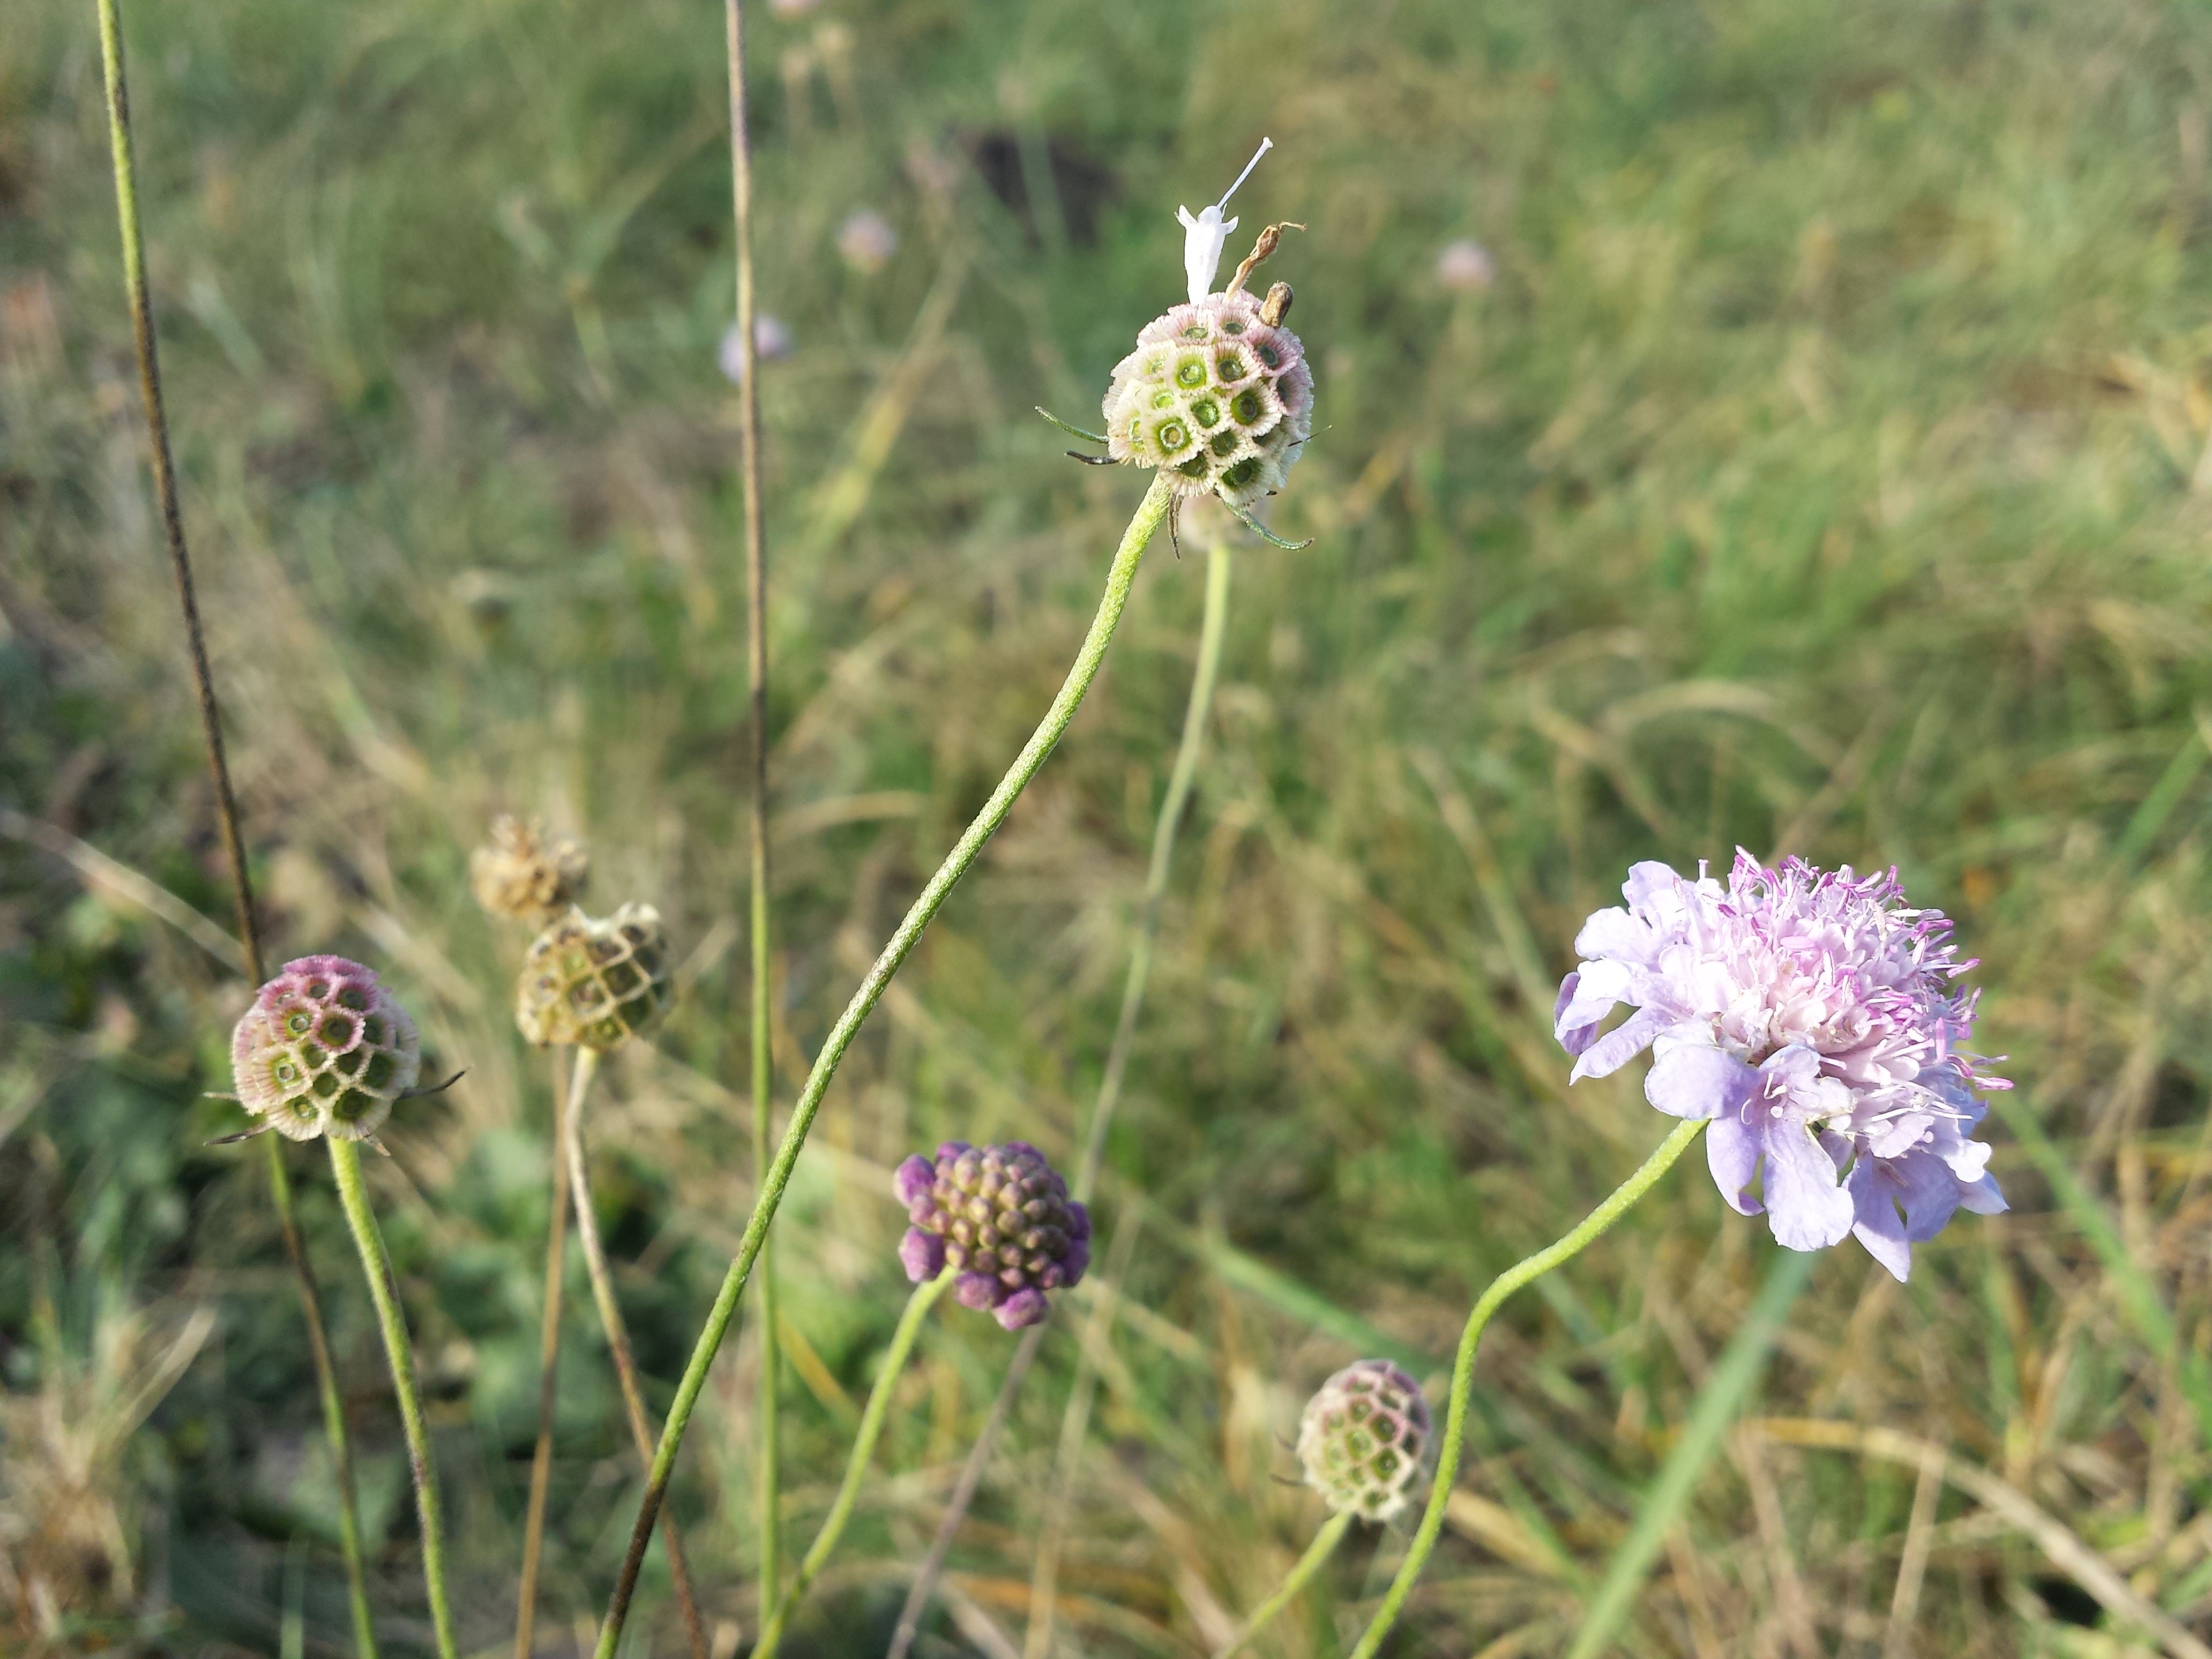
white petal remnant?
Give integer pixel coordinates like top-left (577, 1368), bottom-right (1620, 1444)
top-left (1175, 137), bottom-right (1271, 305)
top-left (1555, 851), bottom-right (2009, 1279)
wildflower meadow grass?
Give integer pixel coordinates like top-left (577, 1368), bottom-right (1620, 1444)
top-left (10, 0), bottom-right (2212, 1655)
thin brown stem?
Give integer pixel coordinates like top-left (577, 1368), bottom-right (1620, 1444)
top-left (93, 4), bottom-right (375, 1651)
top-left (513, 1048), bottom-right (573, 1659)
top-left (883, 1319), bottom-right (1049, 1659)
top-left (723, 0), bottom-right (782, 1618)
top-left (564, 1049), bottom-right (709, 1659)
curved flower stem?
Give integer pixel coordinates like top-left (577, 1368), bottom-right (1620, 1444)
top-left (512, 1047), bottom-right (573, 1659)
top-left (1344, 1117), bottom-right (1709, 1659)
top-left (885, 1319), bottom-right (1048, 1659)
top-left (1026, 533), bottom-right (1231, 1659)
top-left (95, 3), bottom-right (375, 1651)
top-left (753, 1269), bottom-right (955, 1659)
top-left (327, 1138), bottom-right (457, 1659)
top-left (593, 472), bottom-right (1177, 1659)
top-left (563, 1048), bottom-right (709, 1659)
top-left (723, 0), bottom-right (782, 1618)
top-left (266, 1137), bottom-right (379, 1659)
top-left (1209, 1509), bottom-right (1354, 1659)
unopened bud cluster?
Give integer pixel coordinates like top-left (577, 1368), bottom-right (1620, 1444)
top-left (231, 956), bottom-right (422, 1141)
top-left (514, 903), bottom-right (673, 1049)
top-left (1103, 290), bottom-right (1312, 507)
top-left (1296, 1359), bottom-right (1433, 1522)
top-left (894, 1140), bottom-right (1091, 1331)
top-left (470, 816), bottom-right (587, 926)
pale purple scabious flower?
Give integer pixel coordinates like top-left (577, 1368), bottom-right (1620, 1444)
top-left (835, 208), bottom-right (898, 274)
top-left (893, 1140), bottom-right (1090, 1329)
top-left (1554, 850), bottom-right (2008, 1280)
top-left (718, 314), bottom-right (794, 384)
top-left (1435, 238), bottom-right (1495, 292)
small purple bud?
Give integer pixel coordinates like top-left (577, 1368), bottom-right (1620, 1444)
top-left (899, 1228), bottom-right (946, 1284)
top-left (994, 1289), bottom-right (1049, 1331)
top-left (895, 1139), bottom-right (1087, 1327)
top-left (894, 1154), bottom-right (936, 1208)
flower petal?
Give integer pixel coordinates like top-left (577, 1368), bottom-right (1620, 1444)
top-left (1847, 1160), bottom-right (1914, 1282)
top-left (1645, 1044), bottom-right (1758, 1122)
top-left (1707, 1113), bottom-right (1765, 1216)
top-left (1759, 1118), bottom-right (1857, 1252)
top-left (1569, 1004), bottom-right (1668, 1082)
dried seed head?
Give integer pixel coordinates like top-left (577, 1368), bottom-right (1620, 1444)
top-left (892, 1140), bottom-right (1091, 1331)
top-left (231, 956), bottom-right (422, 1142)
top-left (514, 903), bottom-right (674, 1050)
top-left (1296, 1359), bottom-right (1434, 1522)
top-left (470, 816), bottom-right (587, 926)
top-left (1102, 289), bottom-right (1313, 508)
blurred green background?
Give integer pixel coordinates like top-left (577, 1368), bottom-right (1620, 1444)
top-left (10, 0), bottom-right (2212, 1653)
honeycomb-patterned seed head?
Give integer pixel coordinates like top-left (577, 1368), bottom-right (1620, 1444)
top-left (514, 903), bottom-right (673, 1050)
top-left (1296, 1359), bottom-right (1434, 1522)
top-left (470, 815), bottom-right (587, 926)
top-left (1102, 289), bottom-right (1313, 508)
top-left (892, 1140), bottom-right (1091, 1331)
top-left (231, 956), bottom-right (421, 1142)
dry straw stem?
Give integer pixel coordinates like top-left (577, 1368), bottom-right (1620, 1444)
top-left (327, 1137), bottom-right (456, 1659)
top-left (884, 1320), bottom-right (1049, 1659)
top-left (511, 1048), bottom-right (573, 1659)
top-left (562, 1047), bottom-right (709, 1659)
top-left (722, 0), bottom-right (783, 1617)
top-left (752, 1267), bottom-right (955, 1659)
top-left (90, 4), bottom-right (375, 1651)
top-left (591, 472), bottom-right (1176, 1659)
top-left (1749, 1418), bottom-right (2212, 1659)
top-left (1563, 1247), bottom-right (1813, 1659)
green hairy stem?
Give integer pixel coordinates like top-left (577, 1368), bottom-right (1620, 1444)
top-left (1346, 1117), bottom-right (1710, 1659)
top-left (1210, 1509), bottom-right (1354, 1659)
top-left (327, 1138), bottom-right (457, 1659)
top-left (752, 1269), bottom-right (956, 1659)
top-left (590, 473), bottom-right (1177, 1658)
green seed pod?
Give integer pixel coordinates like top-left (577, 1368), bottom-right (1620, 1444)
top-left (231, 956), bottom-right (422, 1141)
top-left (1296, 1359), bottom-right (1434, 1522)
top-left (470, 814), bottom-right (587, 926)
top-left (514, 903), bottom-right (674, 1049)
top-left (1101, 290), bottom-right (1313, 508)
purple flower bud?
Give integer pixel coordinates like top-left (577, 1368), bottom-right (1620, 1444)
top-left (894, 1155), bottom-right (936, 1209)
top-left (994, 1289), bottom-right (1049, 1331)
top-left (899, 1228), bottom-right (946, 1284)
top-left (894, 1139), bottom-right (1088, 1326)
